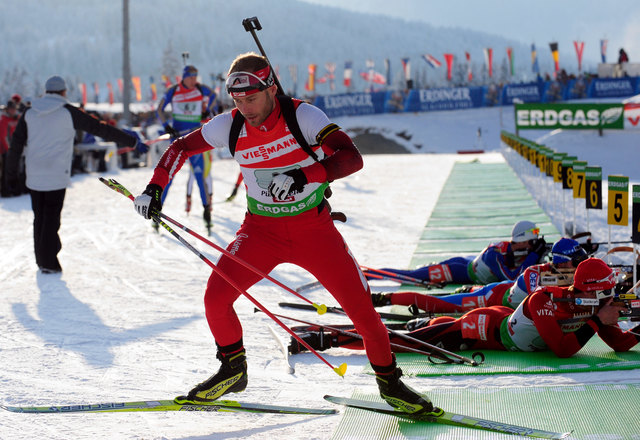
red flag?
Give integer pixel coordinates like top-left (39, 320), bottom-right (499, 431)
top-left (305, 64), bottom-right (316, 92)
top-left (359, 70), bottom-right (386, 85)
top-left (117, 78), bottom-right (123, 96)
top-left (483, 48), bottom-right (493, 78)
top-left (465, 52), bottom-right (472, 82)
top-left (443, 54), bottom-right (454, 81)
top-left (574, 41), bottom-right (584, 72)
top-left (106, 82), bottom-right (114, 105)
top-left (79, 83), bottom-right (87, 106)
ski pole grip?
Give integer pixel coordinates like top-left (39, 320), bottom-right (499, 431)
top-left (242, 16), bottom-right (261, 32)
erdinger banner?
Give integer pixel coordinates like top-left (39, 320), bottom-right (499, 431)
top-left (515, 103), bottom-right (624, 130)
top-left (588, 77), bottom-right (638, 98)
top-left (404, 87), bottom-right (484, 112)
top-left (500, 82), bottom-right (543, 104)
top-left (313, 91), bottom-right (386, 117)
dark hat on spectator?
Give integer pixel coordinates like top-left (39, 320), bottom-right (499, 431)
top-left (45, 76), bottom-right (67, 92)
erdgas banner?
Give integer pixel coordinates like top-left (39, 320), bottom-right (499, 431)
top-left (515, 103), bottom-right (624, 130)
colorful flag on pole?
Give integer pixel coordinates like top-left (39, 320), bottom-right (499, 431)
top-left (443, 54), bottom-right (454, 81)
top-left (79, 83), bottom-right (87, 106)
top-left (325, 62), bottom-right (336, 91)
top-left (359, 70), bottom-right (386, 85)
top-left (574, 41), bottom-right (584, 72)
top-left (117, 78), bottom-right (123, 96)
top-left (465, 52), bottom-right (472, 82)
top-left (422, 54), bottom-right (441, 68)
top-left (401, 58), bottom-right (411, 79)
top-left (107, 82), bottom-right (114, 105)
top-left (531, 43), bottom-right (540, 74)
top-left (161, 75), bottom-right (171, 88)
top-left (305, 64), bottom-right (316, 92)
top-left (131, 76), bottom-right (142, 101)
top-left (549, 42), bottom-right (560, 73)
top-left (384, 59), bottom-right (391, 86)
top-left (483, 48), bottom-right (493, 78)
top-left (149, 76), bottom-right (157, 101)
top-left (343, 61), bottom-right (353, 88)
top-left (288, 64), bottom-right (298, 94)
top-left (506, 47), bottom-right (514, 76)
top-left (93, 82), bottom-right (99, 103)
top-left (600, 39), bottom-right (608, 63)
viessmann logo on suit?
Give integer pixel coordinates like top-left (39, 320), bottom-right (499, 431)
top-left (515, 103), bottom-right (624, 130)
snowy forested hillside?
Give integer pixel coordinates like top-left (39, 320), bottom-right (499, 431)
top-left (2, 0), bottom-right (543, 101)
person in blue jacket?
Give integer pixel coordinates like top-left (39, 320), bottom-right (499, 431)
top-left (376, 220), bottom-right (547, 285)
top-left (156, 65), bottom-right (216, 229)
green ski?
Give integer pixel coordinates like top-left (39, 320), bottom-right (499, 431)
top-left (324, 395), bottom-right (570, 439)
top-left (2, 398), bottom-right (336, 415)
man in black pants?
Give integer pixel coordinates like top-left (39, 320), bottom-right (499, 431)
top-left (6, 75), bottom-right (147, 274)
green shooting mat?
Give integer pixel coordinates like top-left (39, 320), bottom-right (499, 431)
top-left (410, 161), bottom-right (560, 270)
top-left (420, 224), bottom-right (560, 241)
top-left (363, 336), bottom-right (640, 376)
top-left (330, 385), bottom-right (640, 439)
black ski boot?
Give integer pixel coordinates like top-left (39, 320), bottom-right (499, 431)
top-left (372, 358), bottom-right (443, 416)
top-left (288, 331), bottom-right (333, 354)
top-left (203, 205), bottom-right (212, 230)
top-left (175, 342), bottom-right (247, 404)
top-left (370, 292), bottom-right (392, 307)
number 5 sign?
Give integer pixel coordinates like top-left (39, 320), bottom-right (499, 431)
top-left (607, 176), bottom-right (629, 226)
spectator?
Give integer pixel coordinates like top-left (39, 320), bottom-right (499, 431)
top-left (6, 75), bottom-right (146, 274)
top-left (618, 48), bottom-right (629, 64)
top-left (0, 100), bottom-right (20, 197)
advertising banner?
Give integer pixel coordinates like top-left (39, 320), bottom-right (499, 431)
top-left (588, 77), bottom-right (638, 98)
top-left (624, 103), bottom-right (640, 130)
top-left (515, 103), bottom-right (624, 130)
top-left (500, 82), bottom-right (543, 104)
top-left (313, 92), bottom-right (387, 118)
top-left (404, 87), bottom-right (484, 112)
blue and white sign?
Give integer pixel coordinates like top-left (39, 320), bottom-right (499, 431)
top-left (313, 92), bottom-right (387, 118)
top-left (404, 87), bottom-right (484, 112)
top-left (588, 78), bottom-right (638, 98)
top-left (501, 82), bottom-right (543, 104)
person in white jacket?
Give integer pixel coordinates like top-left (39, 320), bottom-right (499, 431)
top-left (6, 75), bottom-right (146, 274)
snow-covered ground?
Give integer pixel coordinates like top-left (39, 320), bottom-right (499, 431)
top-left (0, 105), bottom-right (638, 439)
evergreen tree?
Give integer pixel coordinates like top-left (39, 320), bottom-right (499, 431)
top-left (161, 40), bottom-right (181, 87)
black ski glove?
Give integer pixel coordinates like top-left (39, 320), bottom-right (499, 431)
top-left (268, 168), bottom-right (308, 201)
top-left (531, 237), bottom-right (548, 258)
top-left (134, 184), bottom-right (163, 219)
top-left (163, 122), bottom-right (180, 138)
